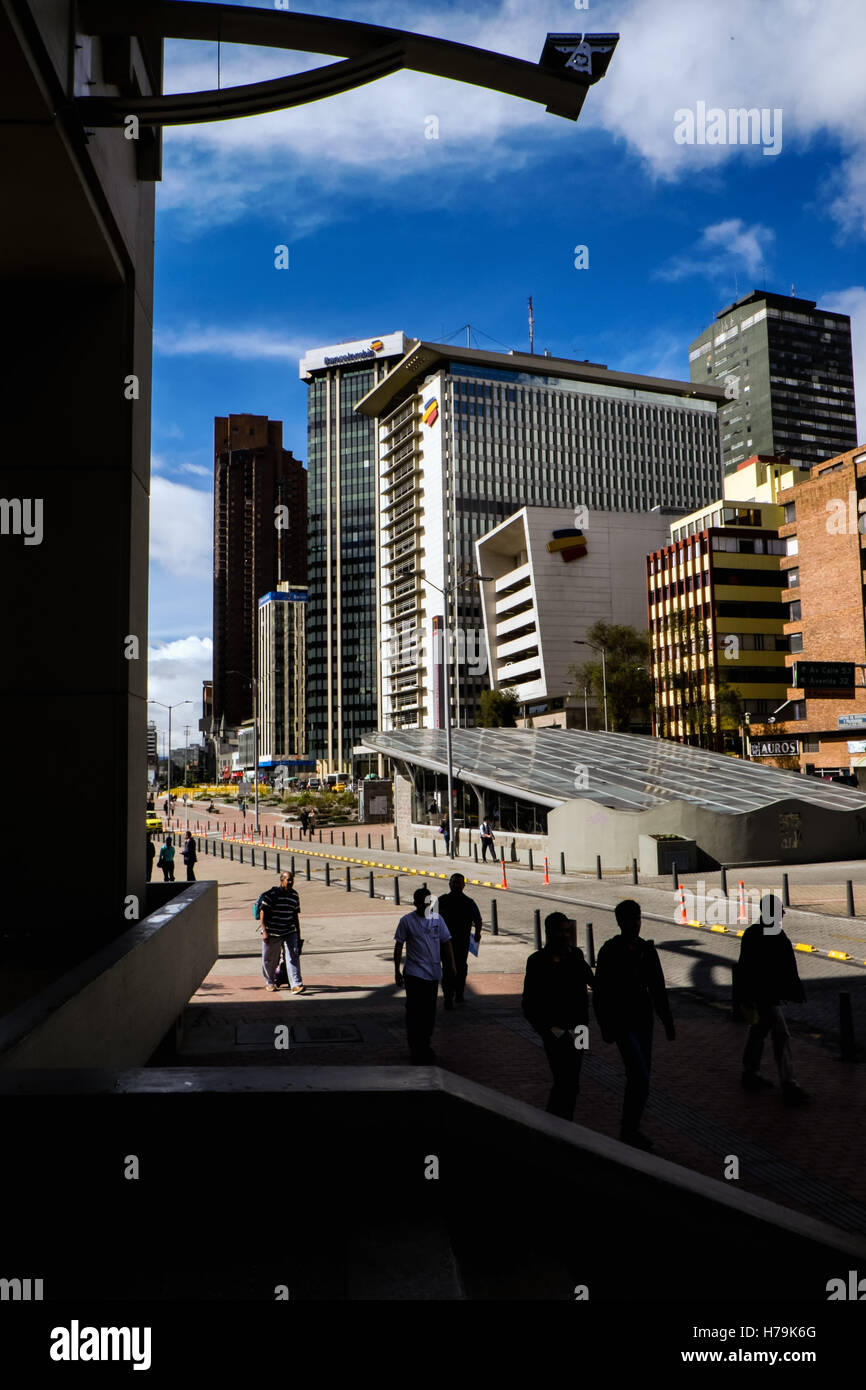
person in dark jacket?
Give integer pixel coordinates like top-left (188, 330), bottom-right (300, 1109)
top-left (182, 830), bottom-right (197, 881)
top-left (299, 808), bottom-right (310, 839)
top-left (146, 836), bottom-right (155, 882)
top-left (522, 912), bottom-right (595, 1121)
top-left (593, 899), bottom-right (675, 1150)
top-left (737, 893), bottom-right (809, 1104)
top-left (437, 873), bottom-right (482, 1007)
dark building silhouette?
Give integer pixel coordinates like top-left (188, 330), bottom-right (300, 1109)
top-left (212, 415), bottom-right (306, 732)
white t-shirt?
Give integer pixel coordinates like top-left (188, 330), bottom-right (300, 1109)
top-left (395, 911), bottom-right (452, 982)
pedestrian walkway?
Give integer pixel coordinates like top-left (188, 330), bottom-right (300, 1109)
top-left (171, 853), bottom-right (866, 1237)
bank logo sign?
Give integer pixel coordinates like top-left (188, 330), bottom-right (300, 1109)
top-left (422, 396), bottom-right (439, 427)
top-left (547, 527), bottom-right (588, 562)
top-left (299, 331), bottom-right (407, 376)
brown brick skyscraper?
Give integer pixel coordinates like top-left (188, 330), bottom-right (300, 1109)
top-left (213, 415), bottom-right (306, 731)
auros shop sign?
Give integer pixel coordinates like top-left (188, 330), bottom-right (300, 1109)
top-left (750, 738), bottom-right (800, 757)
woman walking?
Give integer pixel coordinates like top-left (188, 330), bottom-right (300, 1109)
top-left (158, 835), bottom-right (176, 882)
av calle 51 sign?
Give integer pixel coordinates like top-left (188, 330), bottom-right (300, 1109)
top-left (792, 661), bottom-right (855, 690)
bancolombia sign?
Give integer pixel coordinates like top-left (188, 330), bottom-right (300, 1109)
top-left (750, 738), bottom-right (799, 757)
top-left (299, 331), bottom-right (408, 376)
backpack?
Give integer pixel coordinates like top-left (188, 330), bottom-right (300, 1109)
top-left (252, 891), bottom-right (267, 921)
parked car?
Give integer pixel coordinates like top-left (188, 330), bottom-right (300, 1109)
top-left (146, 813), bottom-right (163, 833)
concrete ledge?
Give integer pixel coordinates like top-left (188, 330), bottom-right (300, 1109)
top-left (0, 882), bottom-right (217, 1069)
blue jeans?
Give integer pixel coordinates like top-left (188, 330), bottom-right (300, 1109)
top-left (262, 932), bottom-right (302, 987)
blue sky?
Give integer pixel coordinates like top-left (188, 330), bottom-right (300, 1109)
top-left (147, 0), bottom-right (866, 742)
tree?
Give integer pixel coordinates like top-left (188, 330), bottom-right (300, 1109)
top-left (477, 688), bottom-right (520, 728)
top-left (567, 622), bottom-right (652, 732)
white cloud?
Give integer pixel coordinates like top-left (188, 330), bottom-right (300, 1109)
top-left (156, 0), bottom-right (866, 238)
top-left (148, 635), bottom-right (213, 742)
top-left (149, 476), bottom-right (212, 580)
top-left (179, 463), bottom-right (212, 477)
top-left (655, 219), bottom-right (775, 283)
top-left (822, 285), bottom-right (866, 438)
top-left (155, 324), bottom-right (308, 360)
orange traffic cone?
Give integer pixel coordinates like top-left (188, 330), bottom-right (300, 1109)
top-left (499, 856), bottom-right (509, 890)
top-left (543, 856), bottom-right (550, 885)
top-left (737, 880), bottom-right (747, 923)
top-left (677, 887), bottom-right (687, 924)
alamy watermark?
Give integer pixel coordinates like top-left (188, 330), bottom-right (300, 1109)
top-left (383, 622), bottom-right (487, 675)
top-left (0, 497), bottom-right (43, 545)
top-left (674, 103), bottom-right (782, 157)
top-left (677, 881), bottom-right (782, 932)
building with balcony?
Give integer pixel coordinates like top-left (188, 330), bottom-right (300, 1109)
top-left (358, 340), bottom-right (726, 736)
top-left (475, 506), bottom-right (675, 726)
top-left (257, 583), bottom-right (313, 774)
top-left (689, 290), bottom-right (857, 475)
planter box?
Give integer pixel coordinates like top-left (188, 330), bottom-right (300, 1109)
top-left (638, 834), bottom-right (697, 877)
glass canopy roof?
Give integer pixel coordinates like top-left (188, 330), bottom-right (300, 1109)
top-left (361, 729), bottom-right (866, 816)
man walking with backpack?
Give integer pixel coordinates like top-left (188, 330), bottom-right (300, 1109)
top-left (257, 869), bottom-right (304, 994)
top-left (593, 899), bottom-right (675, 1151)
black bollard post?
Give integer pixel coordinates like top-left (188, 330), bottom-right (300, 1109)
top-left (395, 835), bottom-right (400, 853)
top-left (251, 849), bottom-right (256, 868)
top-left (355, 832), bottom-right (358, 848)
top-left (367, 834), bottom-right (371, 850)
top-left (491, 899), bottom-right (499, 936)
top-left (720, 864), bottom-right (728, 896)
top-left (330, 831), bottom-right (334, 845)
top-left (305, 858), bottom-right (311, 881)
top-left (596, 854), bottom-right (602, 880)
top-left (413, 837), bottom-right (418, 855)
top-left (586, 922), bottom-right (596, 968)
top-left (220, 841), bottom-right (224, 859)
top-left (528, 847), bottom-right (534, 871)
top-left (290, 855), bottom-right (295, 874)
top-left (380, 834), bottom-right (385, 850)
top-left (239, 846), bottom-right (244, 865)
top-left (671, 860), bottom-right (679, 892)
top-left (369, 870), bottom-right (375, 898)
top-left (631, 858), bottom-right (638, 885)
top-left (840, 992), bottom-right (857, 1062)
top-left (342, 831), bottom-right (346, 846)
top-left (560, 852), bottom-right (565, 876)
top-left (229, 843), bottom-right (234, 861)
top-left (474, 845), bottom-right (478, 863)
top-left (847, 880), bottom-right (855, 917)
top-left (346, 867), bottom-right (352, 893)
top-left (782, 872), bottom-right (790, 908)
top-left (432, 840), bottom-right (437, 857)
top-left (263, 851), bottom-right (267, 871)
top-left (533, 909), bottom-right (542, 952)
top-left (394, 877), bottom-right (400, 906)
top-left (325, 861), bottom-right (330, 886)
top-left (276, 852), bottom-right (281, 872)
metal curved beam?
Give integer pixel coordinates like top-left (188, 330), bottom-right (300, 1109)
top-left (78, 43), bottom-right (407, 126)
top-left (76, 0), bottom-right (616, 125)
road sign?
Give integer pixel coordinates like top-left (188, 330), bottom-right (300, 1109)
top-left (793, 661), bottom-right (854, 690)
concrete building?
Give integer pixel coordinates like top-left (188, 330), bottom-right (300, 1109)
top-left (299, 332), bottom-right (411, 772)
top-left (748, 444), bottom-right (866, 776)
top-left (258, 582), bottom-right (310, 774)
top-left (213, 414), bottom-right (306, 733)
top-left (689, 291), bottom-right (857, 475)
top-left (475, 506), bottom-right (677, 727)
top-left (357, 340), bottom-right (725, 737)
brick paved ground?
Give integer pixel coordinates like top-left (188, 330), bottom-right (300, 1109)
top-left (175, 849), bottom-right (866, 1238)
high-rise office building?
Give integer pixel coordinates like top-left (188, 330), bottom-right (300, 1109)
top-left (299, 332), bottom-right (410, 770)
top-left (355, 341), bottom-right (726, 733)
top-left (258, 582), bottom-right (311, 773)
top-left (212, 414), bottom-right (306, 733)
top-left (688, 291), bottom-right (857, 475)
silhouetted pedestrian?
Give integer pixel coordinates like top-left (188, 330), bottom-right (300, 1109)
top-left (182, 830), bottom-right (197, 881)
top-left (300, 808), bottom-right (309, 839)
top-left (737, 893), bottom-right (809, 1104)
top-left (157, 836), bottom-right (175, 882)
top-left (437, 873), bottom-right (482, 1007)
top-left (522, 913), bottom-right (594, 1121)
top-left (146, 836), bottom-right (155, 882)
top-left (440, 817), bottom-right (450, 854)
top-left (593, 899), bottom-right (675, 1150)
top-left (394, 886), bottom-right (456, 1064)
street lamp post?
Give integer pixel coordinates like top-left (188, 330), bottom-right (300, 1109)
top-left (425, 572), bottom-right (492, 858)
top-left (574, 640), bottom-right (608, 732)
top-left (148, 699), bottom-right (192, 814)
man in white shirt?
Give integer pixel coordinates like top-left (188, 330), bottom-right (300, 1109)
top-left (394, 885), bottom-right (456, 1065)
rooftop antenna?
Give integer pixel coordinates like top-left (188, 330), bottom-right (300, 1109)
top-left (528, 296), bottom-right (535, 355)
top-left (466, 324), bottom-right (471, 348)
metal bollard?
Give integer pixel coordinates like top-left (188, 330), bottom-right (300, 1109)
top-left (474, 845), bottom-right (478, 863)
top-left (782, 872), bottom-right (790, 908)
top-left (369, 870), bottom-right (375, 898)
top-left (586, 922), bottom-right (596, 968)
top-left (631, 858), bottom-right (638, 885)
top-left (720, 864), bottom-right (728, 896)
top-left (229, 843), bottom-right (234, 861)
top-left (263, 851), bottom-right (268, 871)
top-left (368, 834), bottom-right (372, 849)
top-left (276, 852), bottom-right (281, 872)
top-left (380, 834), bottom-right (385, 850)
top-left (346, 867), bottom-right (352, 893)
top-left (491, 899), bottom-right (499, 935)
top-left (220, 840), bottom-right (224, 859)
top-left (355, 832), bottom-right (358, 848)
top-left (432, 839), bottom-right (437, 857)
top-left (528, 847), bottom-right (534, 871)
top-left (342, 831), bottom-right (345, 846)
top-left (840, 992), bottom-right (857, 1061)
top-left (395, 835), bottom-right (400, 853)
top-left (596, 854), bottom-right (602, 880)
top-left (251, 848), bottom-right (256, 867)
top-left (394, 876), bottom-right (400, 905)
top-left (305, 858), bottom-right (311, 881)
top-left (330, 831), bottom-right (334, 845)
top-left (413, 837), bottom-right (418, 855)
top-left (847, 880), bottom-right (855, 917)
top-left (671, 860), bottom-right (679, 892)
top-left (325, 861), bottom-right (330, 886)
top-left (533, 909), bottom-right (542, 952)
top-left (291, 855), bottom-right (295, 874)
top-left (560, 852), bottom-right (565, 876)
top-left (239, 845), bottom-right (244, 865)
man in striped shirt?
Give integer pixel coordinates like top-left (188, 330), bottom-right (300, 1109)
top-left (258, 870), bottom-right (304, 994)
